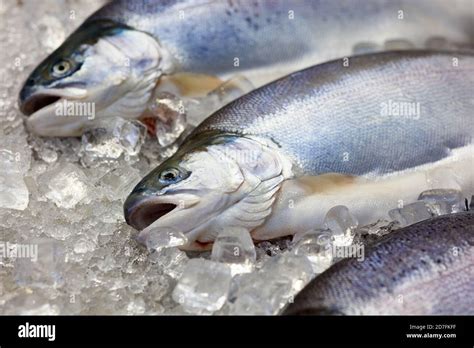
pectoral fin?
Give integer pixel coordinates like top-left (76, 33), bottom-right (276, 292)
top-left (156, 73), bottom-right (224, 98)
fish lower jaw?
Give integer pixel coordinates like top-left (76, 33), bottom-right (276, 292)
top-left (26, 98), bottom-right (97, 137)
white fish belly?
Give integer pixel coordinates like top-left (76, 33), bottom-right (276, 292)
top-left (252, 145), bottom-right (474, 240)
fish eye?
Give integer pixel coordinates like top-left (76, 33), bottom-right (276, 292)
top-left (51, 60), bottom-right (71, 77)
top-left (159, 168), bottom-right (181, 184)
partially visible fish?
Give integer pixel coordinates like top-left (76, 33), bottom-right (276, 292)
top-left (123, 50), bottom-right (474, 250)
top-left (18, 0), bottom-right (474, 136)
top-left (283, 211), bottom-right (474, 315)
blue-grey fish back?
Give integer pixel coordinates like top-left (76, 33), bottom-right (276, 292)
top-left (193, 51), bottom-right (474, 176)
top-left (283, 211), bottom-right (474, 315)
top-left (87, 0), bottom-right (474, 77)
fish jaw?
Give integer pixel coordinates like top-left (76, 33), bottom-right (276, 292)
top-left (20, 85), bottom-right (89, 136)
top-left (19, 21), bottom-right (174, 137)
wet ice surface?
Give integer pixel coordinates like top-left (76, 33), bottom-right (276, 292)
top-left (0, 1), bottom-right (470, 315)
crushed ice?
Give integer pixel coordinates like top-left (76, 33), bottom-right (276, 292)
top-left (0, 1), bottom-right (471, 315)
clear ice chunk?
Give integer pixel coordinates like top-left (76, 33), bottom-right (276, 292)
top-left (14, 239), bottom-right (65, 288)
top-left (230, 253), bottom-right (314, 315)
top-left (37, 162), bottom-right (90, 209)
top-left (418, 189), bottom-right (466, 215)
top-left (144, 227), bottom-right (188, 252)
top-left (357, 219), bottom-right (396, 236)
top-left (148, 92), bottom-right (187, 148)
top-left (292, 229), bottom-right (334, 274)
top-left (80, 117), bottom-right (146, 167)
top-left (172, 259), bottom-right (232, 314)
top-left (98, 166), bottom-right (141, 202)
top-left (149, 247), bottom-right (189, 280)
top-left (388, 201), bottom-right (433, 227)
top-left (73, 237), bottom-right (96, 254)
top-left (211, 227), bottom-right (256, 276)
top-left (324, 205), bottom-right (358, 246)
top-left (0, 149), bottom-right (29, 210)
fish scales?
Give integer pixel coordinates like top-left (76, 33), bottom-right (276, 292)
top-left (283, 211), bottom-right (474, 315)
top-left (191, 51), bottom-right (474, 176)
top-left (88, 0), bottom-right (474, 82)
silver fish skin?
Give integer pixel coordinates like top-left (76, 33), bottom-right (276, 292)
top-left (89, 0), bottom-right (474, 82)
top-left (283, 211), bottom-right (474, 315)
top-left (192, 51), bottom-right (474, 177)
top-left (18, 0), bottom-right (474, 136)
top-left (124, 51), bottom-right (474, 250)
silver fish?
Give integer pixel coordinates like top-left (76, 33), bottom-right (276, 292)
top-left (283, 211), bottom-right (474, 315)
top-left (124, 50), bottom-right (474, 250)
top-left (18, 0), bottom-right (474, 136)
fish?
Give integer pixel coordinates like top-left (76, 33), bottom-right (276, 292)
top-left (282, 211), bottom-right (474, 315)
top-left (123, 50), bottom-right (474, 250)
top-left (18, 0), bottom-right (474, 136)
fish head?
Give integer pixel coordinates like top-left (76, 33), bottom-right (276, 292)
top-left (124, 133), bottom-right (290, 250)
top-left (19, 20), bottom-right (171, 137)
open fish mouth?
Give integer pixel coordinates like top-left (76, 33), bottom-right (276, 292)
top-left (19, 87), bottom-right (91, 136)
top-left (20, 86), bottom-right (88, 116)
top-left (124, 195), bottom-right (178, 231)
top-left (125, 202), bottom-right (177, 231)
top-left (20, 94), bottom-right (62, 116)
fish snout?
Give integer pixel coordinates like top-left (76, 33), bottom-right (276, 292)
top-left (19, 88), bottom-right (62, 117)
top-left (19, 77), bottom-right (35, 108)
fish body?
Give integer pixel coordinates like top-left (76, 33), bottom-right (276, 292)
top-left (283, 211), bottom-right (474, 315)
top-left (124, 50), bottom-right (474, 250)
top-left (88, 0), bottom-right (474, 84)
top-left (18, 0), bottom-right (474, 136)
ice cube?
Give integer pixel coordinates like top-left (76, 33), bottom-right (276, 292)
top-left (211, 227), bottom-right (256, 276)
top-left (37, 162), bottom-right (90, 209)
top-left (119, 119), bottom-right (147, 157)
top-left (388, 201), bottom-right (433, 227)
top-left (149, 247), bottom-right (188, 280)
top-left (148, 92), bottom-right (187, 148)
top-left (292, 229), bottom-right (334, 274)
top-left (98, 166), bottom-right (141, 202)
top-left (144, 228), bottom-right (188, 252)
top-left (14, 239), bottom-right (65, 289)
top-left (358, 219), bottom-right (395, 236)
top-left (229, 277), bottom-right (278, 315)
top-left (418, 189), bottom-right (466, 215)
top-left (0, 149), bottom-right (29, 210)
top-left (230, 254), bottom-right (314, 315)
top-left (172, 259), bottom-right (232, 314)
top-left (80, 117), bottom-right (146, 167)
top-left (73, 237), bottom-right (96, 254)
top-left (324, 205), bottom-right (358, 246)
top-left (265, 253), bottom-right (314, 296)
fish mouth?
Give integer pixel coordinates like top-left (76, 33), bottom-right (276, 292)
top-left (125, 199), bottom-right (178, 231)
top-left (20, 94), bottom-right (62, 116)
top-left (124, 192), bottom-right (207, 248)
top-left (19, 88), bottom-right (91, 137)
